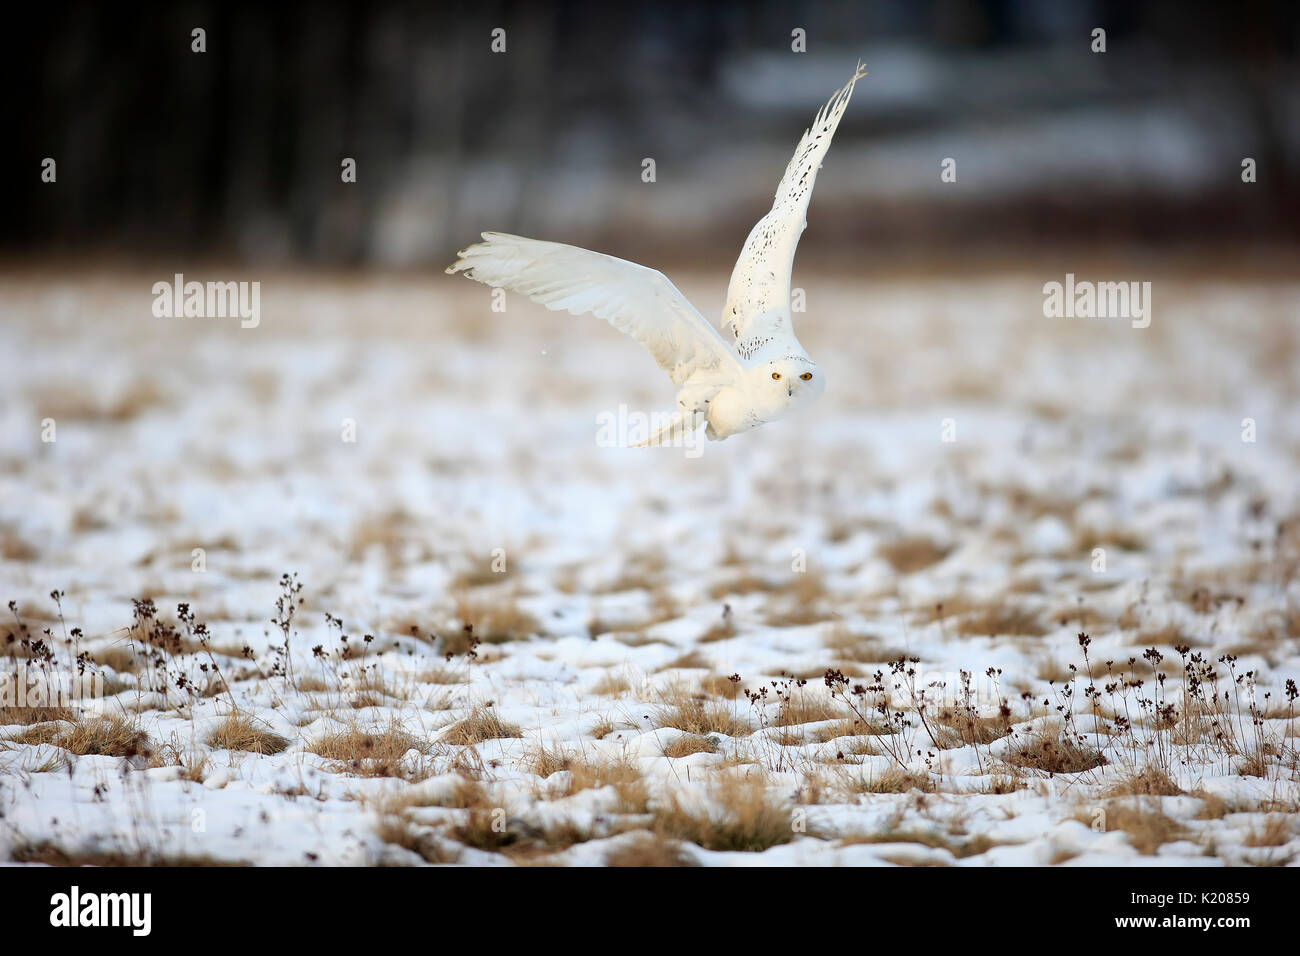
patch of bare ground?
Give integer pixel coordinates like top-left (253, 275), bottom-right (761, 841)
top-left (953, 605), bottom-right (1046, 638)
top-left (909, 594), bottom-right (1047, 637)
top-left (821, 624), bottom-right (908, 663)
top-left (698, 607), bottom-right (738, 643)
top-left (1074, 525), bottom-right (1145, 553)
top-left (762, 571), bottom-right (832, 626)
top-left (0, 528), bottom-right (39, 561)
top-left (707, 574), bottom-right (769, 600)
top-left (31, 380), bottom-right (166, 424)
top-left (876, 536), bottom-right (951, 574)
top-left (660, 650), bottom-right (709, 671)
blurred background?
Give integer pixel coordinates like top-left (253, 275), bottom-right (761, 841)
top-left (6, 0), bottom-right (1299, 272)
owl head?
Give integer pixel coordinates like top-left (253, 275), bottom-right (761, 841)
top-left (759, 356), bottom-right (825, 405)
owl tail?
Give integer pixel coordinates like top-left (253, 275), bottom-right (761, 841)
top-left (629, 410), bottom-right (700, 449)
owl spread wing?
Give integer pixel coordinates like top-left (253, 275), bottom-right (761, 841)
top-left (721, 63), bottom-right (865, 360)
top-left (447, 233), bottom-right (742, 386)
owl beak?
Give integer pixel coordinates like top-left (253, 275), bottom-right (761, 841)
top-left (787, 385), bottom-right (793, 397)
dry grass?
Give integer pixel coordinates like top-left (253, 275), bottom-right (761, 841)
top-left (415, 664), bottom-right (467, 685)
top-left (1106, 766), bottom-right (1183, 797)
top-left (953, 604), bottom-right (1046, 637)
top-left (11, 842), bottom-right (247, 866)
top-left (525, 747), bottom-right (647, 809)
top-left (655, 692), bottom-right (750, 738)
top-left (814, 717), bottom-right (894, 741)
top-left (653, 775), bottom-right (798, 852)
top-left (1093, 801), bottom-right (1188, 855)
top-left (697, 618), bottom-right (737, 643)
top-left (206, 713), bottom-right (290, 755)
top-left (309, 721), bottom-right (434, 778)
top-left (851, 766), bottom-right (936, 794)
top-left (1243, 815), bottom-right (1294, 848)
top-left (821, 625), bottom-right (908, 663)
top-left (605, 832), bottom-right (697, 866)
top-left (840, 829), bottom-right (997, 859)
top-left (933, 707), bottom-right (1013, 747)
top-left (663, 734), bottom-right (717, 758)
top-left (452, 593), bottom-right (539, 645)
top-left (151, 741), bottom-right (209, 782)
top-left (53, 714), bottom-right (152, 758)
top-left (775, 693), bottom-right (843, 727)
top-left (591, 673), bottom-right (631, 696)
top-left (374, 816), bottom-right (461, 864)
top-left (1005, 730), bottom-right (1104, 775)
top-left (0, 703), bottom-right (75, 726)
top-left (3, 722), bottom-right (66, 746)
top-left (440, 706), bottom-right (523, 746)
top-left (698, 673), bottom-right (743, 700)
top-left (87, 644), bottom-right (141, 672)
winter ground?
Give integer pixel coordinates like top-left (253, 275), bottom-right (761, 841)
top-left (1, 262), bottom-right (1298, 866)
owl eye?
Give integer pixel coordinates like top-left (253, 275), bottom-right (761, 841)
top-left (771, 372), bottom-right (782, 380)
top-left (799, 372), bottom-right (813, 381)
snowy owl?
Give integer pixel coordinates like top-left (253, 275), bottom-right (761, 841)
top-left (447, 63), bottom-right (865, 446)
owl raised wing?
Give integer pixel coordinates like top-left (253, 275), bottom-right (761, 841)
top-left (446, 232), bottom-right (743, 386)
top-left (447, 66), bottom-right (864, 447)
top-left (722, 63), bottom-right (865, 362)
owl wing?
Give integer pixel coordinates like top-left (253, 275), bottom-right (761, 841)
top-left (721, 63), bottom-right (865, 358)
top-left (447, 233), bottom-right (743, 385)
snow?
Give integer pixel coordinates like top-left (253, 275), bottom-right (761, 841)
top-left (0, 266), bottom-right (1297, 866)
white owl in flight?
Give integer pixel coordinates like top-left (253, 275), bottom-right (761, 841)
top-left (447, 64), bottom-right (865, 446)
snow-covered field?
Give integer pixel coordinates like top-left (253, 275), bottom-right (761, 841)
top-left (2, 263), bottom-right (1298, 866)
